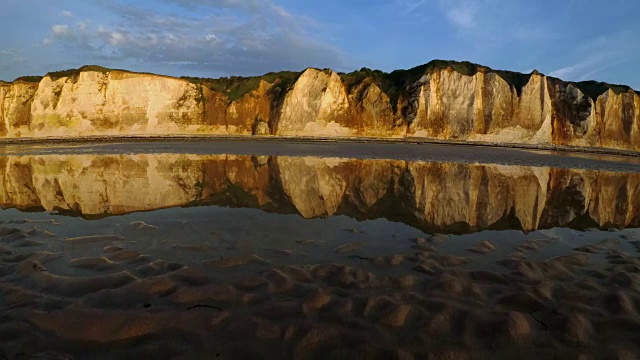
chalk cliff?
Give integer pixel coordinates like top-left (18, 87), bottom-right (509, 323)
top-left (1, 153), bottom-right (639, 233)
top-left (1, 61), bottom-right (639, 151)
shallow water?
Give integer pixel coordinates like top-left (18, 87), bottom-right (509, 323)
top-left (2, 141), bottom-right (640, 358)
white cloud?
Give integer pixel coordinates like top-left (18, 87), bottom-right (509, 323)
top-left (61, 10), bottom-right (73, 17)
top-left (0, 49), bottom-right (27, 75)
top-left (45, 1), bottom-right (347, 76)
top-left (0, 50), bottom-right (14, 56)
top-left (549, 63), bottom-right (585, 79)
top-left (431, 0), bottom-right (552, 49)
top-left (548, 31), bottom-right (638, 83)
top-left (78, 21), bottom-right (89, 32)
top-left (52, 24), bottom-right (70, 35)
top-left (445, 1), bottom-right (477, 30)
top-left (204, 34), bottom-right (220, 42)
top-left (549, 57), bottom-right (615, 82)
top-left (112, 32), bottom-right (127, 45)
top-left (394, 0), bottom-right (428, 13)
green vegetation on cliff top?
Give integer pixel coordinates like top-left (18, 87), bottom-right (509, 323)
top-left (13, 75), bottom-right (44, 83)
top-left (339, 60), bottom-right (535, 111)
top-left (340, 60), bottom-right (638, 108)
top-left (5, 60), bottom-right (638, 102)
top-left (44, 65), bottom-right (160, 81)
top-left (182, 71), bottom-right (301, 102)
top-left (46, 65), bottom-right (117, 81)
top-left (572, 80), bottom-right (636, 101)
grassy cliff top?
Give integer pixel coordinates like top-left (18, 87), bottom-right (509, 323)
top-left (340, 59), bottom-right (638, 107)
top-left (6, 60), bottom-right (637, 101)
top-left (572, 80), bottom-right (637, 100)
top-left (12, 75), bottom-right (44, 83)
top-left (46, 65), bottom-right (116, 81)
top-left (44, 65), bottom-right (167, 82)
top-left (339, 60), bottom-right (536, 111)
top-left (182, 71), bottom-right (301, 101)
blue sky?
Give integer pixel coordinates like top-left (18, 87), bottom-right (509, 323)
top-left (1, 0), bottom-right (639, 89)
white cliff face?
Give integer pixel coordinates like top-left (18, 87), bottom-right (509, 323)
top-left (423, 69), bottom-right (482, 139)
top-left (29, 71), bottom-right (204, 137)
top-left (591, 89), bottom-right (640, 150)
top-left (346, 81), bottom-right (400, 136)
top-left (519, 73), bottom-right (553, 144)
top-left (0, 63), bottom-right (639, 152)
top-left (276, 69), bottom-right (351, 136)
top-left (0, 81), bottom-right (39, 137)
top-left (408, 70), bottom-right (553, 144)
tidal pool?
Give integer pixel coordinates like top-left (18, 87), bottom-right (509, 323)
top-left (1, 141), bottom-right (639, 358)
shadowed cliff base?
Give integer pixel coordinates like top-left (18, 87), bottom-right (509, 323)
top-left (3, 134), bottom-right (640, 158)
top-left (2, 59), bottom-right (640, 152)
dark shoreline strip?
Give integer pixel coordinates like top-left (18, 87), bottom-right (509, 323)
top-left (0, 134), bottom-right (638, 158)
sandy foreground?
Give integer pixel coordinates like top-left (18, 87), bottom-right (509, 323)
top-left (1, 215), bottom-right (640, 359)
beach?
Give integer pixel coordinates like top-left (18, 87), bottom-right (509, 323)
top-left (0, 141), bottom-right (639, 359)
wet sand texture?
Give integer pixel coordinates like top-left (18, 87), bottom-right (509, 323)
top-left (2, 223), bottom-right (640, 359)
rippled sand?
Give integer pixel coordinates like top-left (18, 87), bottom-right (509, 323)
top-left (2, 212), bottom-right (640, 358)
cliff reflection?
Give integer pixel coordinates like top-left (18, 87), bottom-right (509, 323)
top-left (0, 153), bottom-right (638, 233)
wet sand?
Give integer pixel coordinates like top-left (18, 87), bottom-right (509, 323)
top-left (1, 213), bottom-right (640, 359)
top-left (1, 134), bottom-right (640, 158)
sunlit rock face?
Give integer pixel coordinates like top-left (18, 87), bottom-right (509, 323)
top-left (405, 70), bottom-right (553, 144)
top-left (276, 69), bottom-right (351, 136)
top-left (29, 71), bottom-right (205, 136)
top-left (1, 62), bottom-right (639, 150)
top-left (344, 81), bottom-right (402, 136)
top-left (202, 80), bottom-right (275, 135)
top-left (0, 81), bottom-right (39, 137)
top-left (0, 153), bottom-right (639, 233)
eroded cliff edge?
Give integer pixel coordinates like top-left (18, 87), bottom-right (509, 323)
top-left (1, 61), bottom-right (639, 151)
